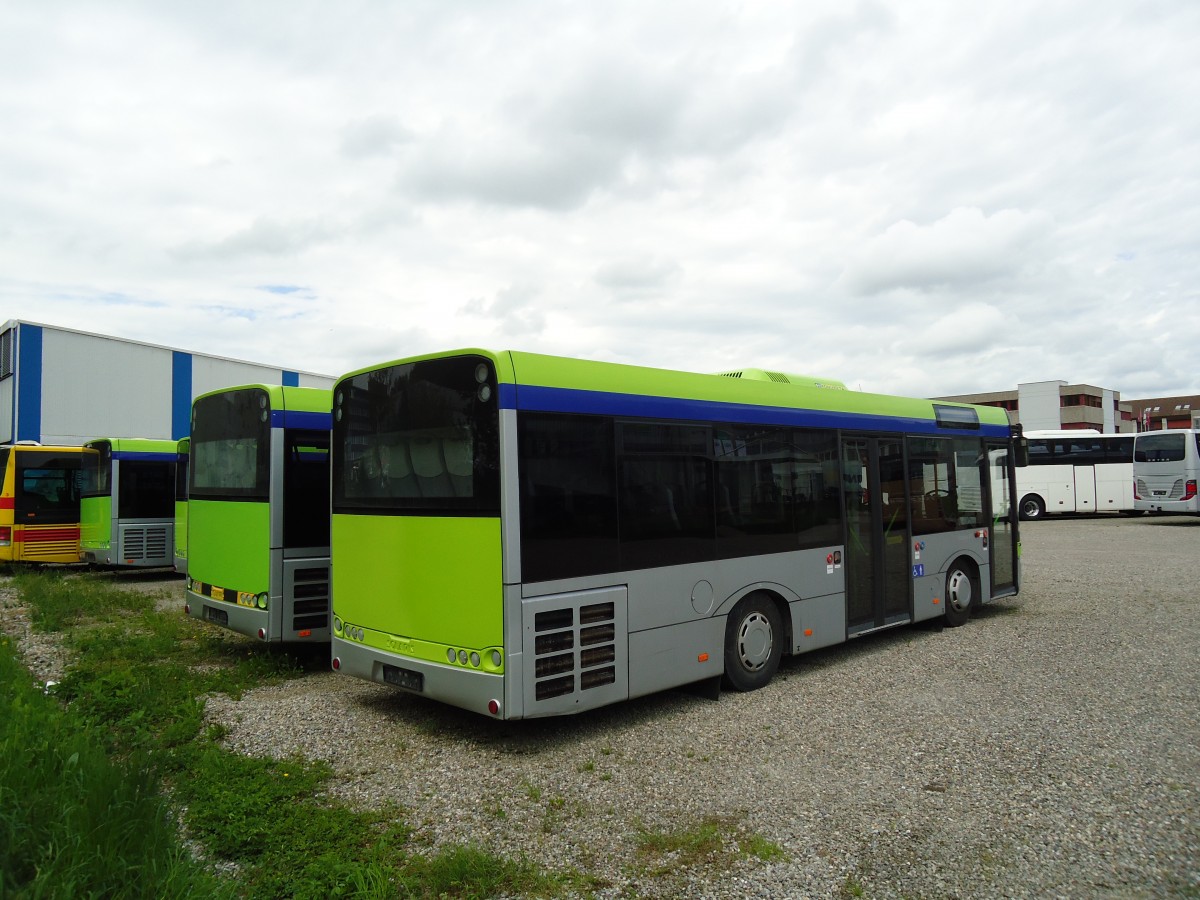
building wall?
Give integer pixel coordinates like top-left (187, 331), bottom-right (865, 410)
top-left (41, 327), bottom-right (173, 444)
top-left (1017, 381), bottom-right (1067, 431)
top-left (1, 320), bottom-right (334, 446)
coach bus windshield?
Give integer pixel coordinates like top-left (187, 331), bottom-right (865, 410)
top-left (332, 355), bottom-right (501, 514)
top-left (190, 388), bottom-right (271, 501)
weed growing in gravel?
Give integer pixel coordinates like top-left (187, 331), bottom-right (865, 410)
top-left (635, 814), bottom-right (787, 876)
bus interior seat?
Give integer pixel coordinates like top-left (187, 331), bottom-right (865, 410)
top-left (377, 440), bottom-right (418, 497)
top-left (409, 438), bottom-right (453, 496)
top-left (442, 438), bottom-right (473, 496)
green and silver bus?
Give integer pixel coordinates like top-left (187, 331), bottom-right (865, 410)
top-left (174, 437), bottom-right (189, 572)
top-left (80, 438), bottom-right (178, 567)
top-left (184, 385), bottom-right (332, 642)
top-left (330, 350), bottom-right (1021, 719)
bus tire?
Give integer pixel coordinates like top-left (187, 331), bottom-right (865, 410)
top-left (1019, 494), bottom-right (1045, 520)
top-left (944, 561), bottom-right (978, 628)
top-left (723, 592), bottom-right (783, 692)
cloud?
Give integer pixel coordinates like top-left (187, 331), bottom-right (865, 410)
top-left (840, 207), bottom-right (1056, 295)
top-left (594, 256), bottom-right (681, 293)
top-left (173, 217), bottom-right (336, 260)
top-left (340, 114), bottom-right (413, 159)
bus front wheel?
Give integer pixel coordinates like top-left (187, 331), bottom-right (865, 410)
top-left (1019, 494), bottom-right (1045, 520)
top-left (723, 593), bottom-right (783, 692)
top-left (944, 562), bottom-right (978, 628)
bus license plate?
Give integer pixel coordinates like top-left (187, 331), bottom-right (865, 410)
top-left (383, 664), bottom-right (424, 692)
top-left (203, 605), bottom-right (228, 626)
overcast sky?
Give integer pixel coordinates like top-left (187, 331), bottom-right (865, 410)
top-left (2, 1), bottom-right (1197, 398)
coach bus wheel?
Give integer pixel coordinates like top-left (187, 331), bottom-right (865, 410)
top-left (723, 593), bottom-right (783, 692)
top-left (944, 562), bottom-right (977, 628)
top-left (1018, 494), bottom-right (1045, 520)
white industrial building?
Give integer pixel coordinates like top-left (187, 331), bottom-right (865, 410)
top-left (0, 319), bottom-right (334, 445)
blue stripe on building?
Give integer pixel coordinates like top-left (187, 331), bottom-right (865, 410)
top-left (16, 324), bottom-right (43, 442)
top-left (282, 370), bottom-right (300, 387)
top-left (172, 351), bottom-right (193, 440)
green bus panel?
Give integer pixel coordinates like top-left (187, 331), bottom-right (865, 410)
top-left (80, 495), bottom-right (112, 550)
top-left (332, 514), bottom-right (502, 651)
top-left (174, 500), bottom-right (188, 559)
top-left (188, 499), bottom-right (270, 594)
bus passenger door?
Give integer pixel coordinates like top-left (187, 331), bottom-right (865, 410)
top-left (1074, 466), bottom-right (1096, 513)
top-left (841, 436), bottom-right (911, 635)
top-left (986, 441), bottom-right (1018, 596)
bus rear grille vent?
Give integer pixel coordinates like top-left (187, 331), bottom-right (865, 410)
top-left (532, 600), bottom-right (617, 702)
top-left (289, 564), bottom-right (329, 632)
top-left (123, 527), bottom-right (168, 561)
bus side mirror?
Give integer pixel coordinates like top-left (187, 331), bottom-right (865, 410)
top-left (1012, 425), bottom-right (1029, 468)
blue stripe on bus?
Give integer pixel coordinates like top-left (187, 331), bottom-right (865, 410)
top-left (172, 351), bottom-right (193, 440)
top-left (270, 410), bottom-right (332, 430)
top-left (16, 324), bottom-right (43, 442)
top-left (112, 451), bottom-right (178, 461)
top-left (507, 384), bottom-right (1010, 438)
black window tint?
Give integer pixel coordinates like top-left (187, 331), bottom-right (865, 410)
top-left (519, 413), bottom-right (618, 582)
top-left (15, 452), bottom-right (84, 524)
top-left (617, 421), bottom-right (714, 571)
top-left (82, 444), bottom-right (111, 496)
top-left (175, 446), bottom-right (189, 502)
top-left (333, 356), bottom-right (500, 514)
top-left (190, 389), bottom-right (271, 501)
top-left (118, 461), bottom-right (175, 518)
top-left (715, 426), bottom-right (839, 556)
top-left (284, 430), bottom-right (331, 548)
top-left (933, 404), bottom-right (979, 430)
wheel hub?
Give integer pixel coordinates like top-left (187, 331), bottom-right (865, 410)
top-left (738, 612), bottom-right (774, 671)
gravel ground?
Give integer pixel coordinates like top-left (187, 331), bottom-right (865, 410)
top-left (4, 518), bottom-right (1199, 897)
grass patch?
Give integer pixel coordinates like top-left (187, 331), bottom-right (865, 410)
top-left (11, 567), bottom-right (157, 632)
top-left (2, 570), bottom-right (579, 899)
top-left (0, 635), bottom-right (224, 899)
top-left (635, 814), bottom-right (786, 876)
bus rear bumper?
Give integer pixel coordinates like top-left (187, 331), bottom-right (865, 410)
top-left (332, 636), bottom-right (504, 719)
top-left (186, 589), bottom-right (269, 640)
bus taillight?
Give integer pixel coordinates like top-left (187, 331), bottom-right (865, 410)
top-left (1133, 479), bottom-right (1141, 500)
top-left (0, 526), bottom-right (9, 546)
top-left (1185, 480), bottom-right (1198, 501)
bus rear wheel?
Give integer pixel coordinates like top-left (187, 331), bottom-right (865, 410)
top-left (723, 593), bottom-right (783, 692)
top-left (944, 562), bottom-right (978, 628)
top-left (1019, 494), bottom-right (1045, 520)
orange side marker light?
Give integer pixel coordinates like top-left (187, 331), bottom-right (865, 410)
top-left (697, 653), bottom-right (709, 663)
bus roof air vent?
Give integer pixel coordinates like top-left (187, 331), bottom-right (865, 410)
top-left (714, 368), bottom-right (848, 389)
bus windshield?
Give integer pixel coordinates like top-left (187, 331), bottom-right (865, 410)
top-left (190, 388), bottom-right (271, 500)
top-left (1135, 432), bottom-right (1186, 463)
top-left (14, 450), bottom-right (84, 522)
top-left (81, 444), bottom-right (109, 496)
top-left (332, 355), bottom-right (501, 514)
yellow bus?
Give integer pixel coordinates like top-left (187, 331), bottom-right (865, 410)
top-left (0, 443), bottom-right (87, 564)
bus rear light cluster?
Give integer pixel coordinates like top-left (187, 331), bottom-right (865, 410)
top-left (0, 526), bottom-right (10, 546)
top-left (1185, 480), bottom-right (1198, 501)
top-left (1133, 479), bottom-right (1141, 501)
